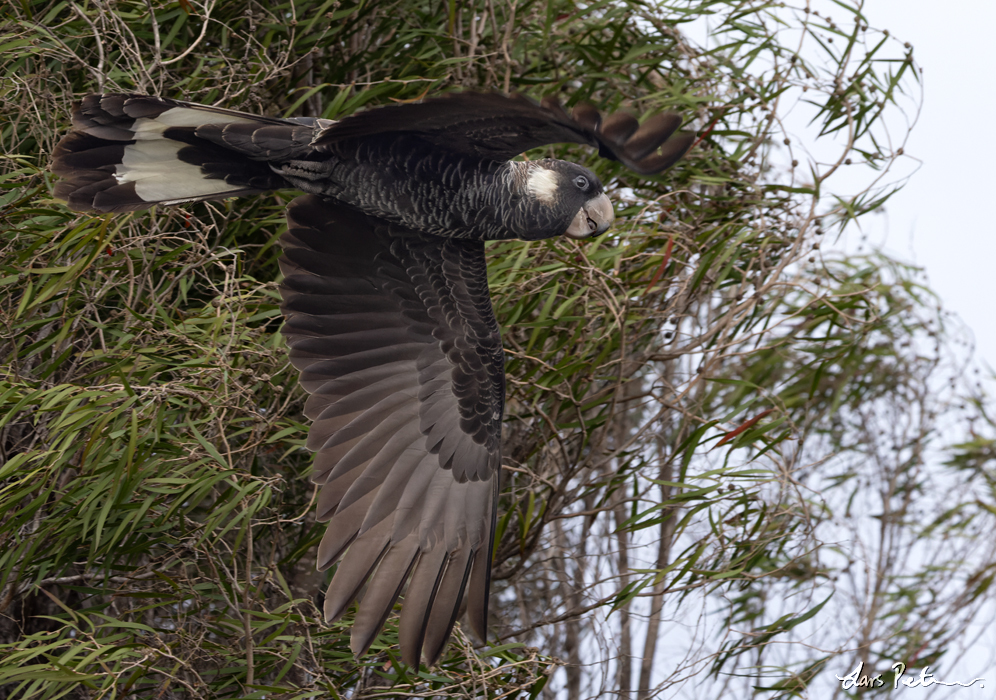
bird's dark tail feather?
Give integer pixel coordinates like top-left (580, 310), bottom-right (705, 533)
top-left (51, 94), bottom-right (318, 213)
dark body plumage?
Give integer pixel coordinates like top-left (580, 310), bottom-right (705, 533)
top-left (51, 91), bottom-right (693, 666)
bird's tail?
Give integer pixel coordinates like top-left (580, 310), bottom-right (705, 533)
top-left (52, 94), bottom-right (320, 213)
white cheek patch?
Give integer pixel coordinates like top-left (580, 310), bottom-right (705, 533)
top-left (526, 168), bottom-right (559, 205)
top-left (116, 139), bottom-right (236, 202)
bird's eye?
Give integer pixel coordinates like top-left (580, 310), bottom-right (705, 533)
top-left (574, 176), bottom-right (589, 190)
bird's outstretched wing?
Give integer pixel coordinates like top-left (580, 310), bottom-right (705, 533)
top-left (313, 92), bottom-right (695, 174)
top-left (279, 195), bottom-right (503, 667)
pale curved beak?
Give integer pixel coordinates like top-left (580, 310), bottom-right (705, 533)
top-left (565, 193), bottom-right (614, 239)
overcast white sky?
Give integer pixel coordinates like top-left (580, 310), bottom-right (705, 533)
top-left (854, 0), bottom-right (996, 371)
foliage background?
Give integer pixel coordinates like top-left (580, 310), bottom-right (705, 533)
top-left (2, 0), bottom-right (995, 698)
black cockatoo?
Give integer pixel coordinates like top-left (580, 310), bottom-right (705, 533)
top-left (51, 91), bottom-right (693, 666)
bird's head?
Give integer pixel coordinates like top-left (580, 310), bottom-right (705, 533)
top-left (522, 160), bottom-right (614, 240)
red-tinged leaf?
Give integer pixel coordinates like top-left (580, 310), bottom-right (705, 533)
top-left (716, 409), bottom-right (775, 447)
top-left (645, 235), bottom-right (674, 294)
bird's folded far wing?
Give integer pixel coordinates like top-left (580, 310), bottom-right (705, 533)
top-left (312, 92), bottom-right (695, 175)
top-left (279, 195), bottom-right (504, 667)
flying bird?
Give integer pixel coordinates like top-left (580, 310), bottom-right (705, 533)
top-left (51, 91), bottom-right (693, 667)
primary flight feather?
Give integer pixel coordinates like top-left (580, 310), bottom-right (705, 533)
top-left (51, 91), bottom-right (693, 666)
